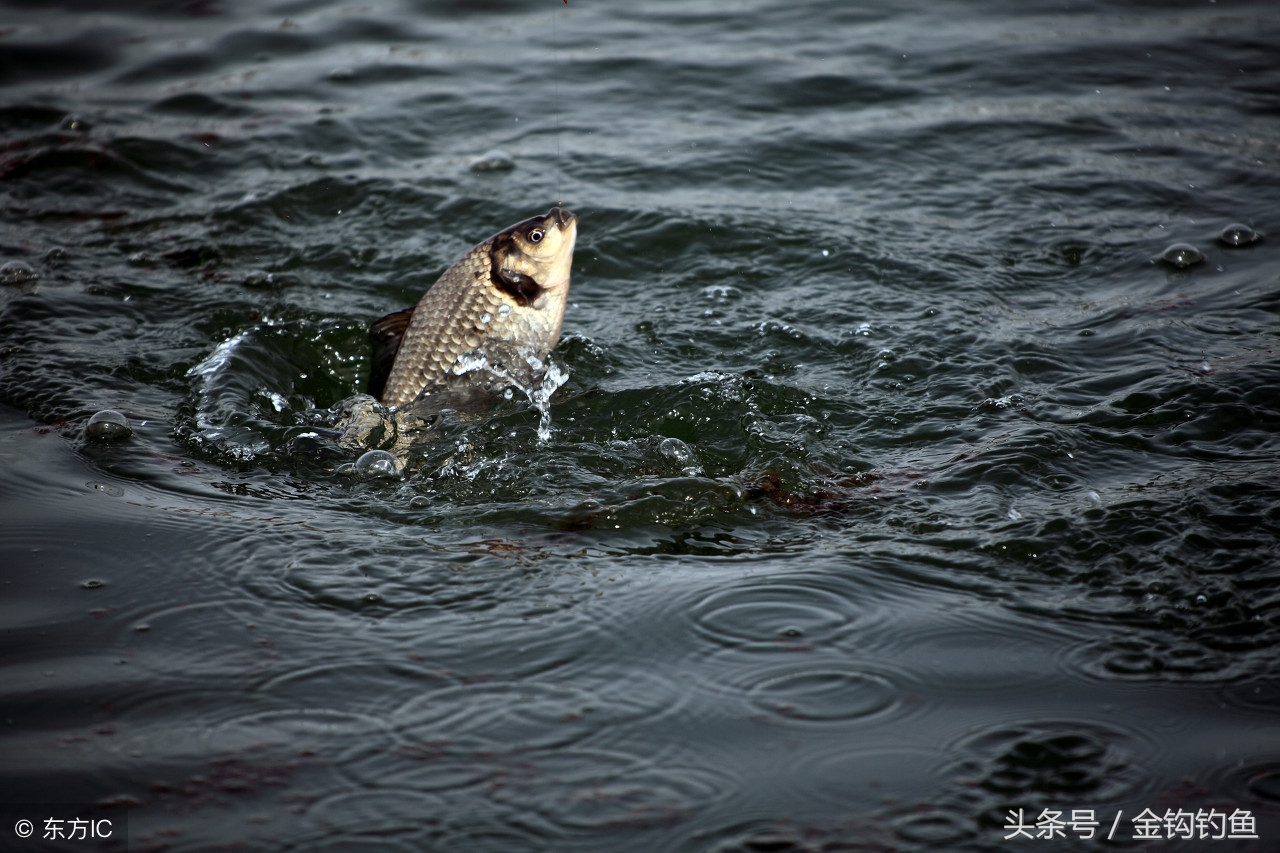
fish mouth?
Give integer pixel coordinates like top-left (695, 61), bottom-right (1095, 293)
top-left (549, 207), bottom-right (576, 229)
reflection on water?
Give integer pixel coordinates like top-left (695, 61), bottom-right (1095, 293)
top-left (3, 0), bottom-right (1280, 849)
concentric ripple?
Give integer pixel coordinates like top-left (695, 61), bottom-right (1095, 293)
top-left (301, 789), bottom-right (445, 840)
top-left (688, 577), bottom-right (867, 649)
top-left (748, 668), bottom-right (898, 723)
top-left (390, 680), bottom-right (606, 752)
top-left (211, 707), bottom-right (395, 758)
top-left (699, 644), bottom-right (907, 727)
top-left (1069, 634), bottom-right (1247, 683)
top-left (789, 745), bottom-right (948, 811)
top-left (485, 748), bottom-right (737, 833)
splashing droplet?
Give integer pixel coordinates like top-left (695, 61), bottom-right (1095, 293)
top-left (531, 361), bottom-right (569, 442)
top-left (85, 410), bottom-right (132, 442)
top-left (479, 312), bottom-right (492, 324)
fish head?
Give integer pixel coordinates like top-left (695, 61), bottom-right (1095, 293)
top-left (489, 207), bottom-right (577, 308)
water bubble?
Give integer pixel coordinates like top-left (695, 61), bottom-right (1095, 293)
top-left (1218, 223), bottom-right (1260, 247)
top-left (659, 437), bottom-right (703, 475)
top-left (354, 450), bottom-right (402, 480)
top-left (328, 66), bottom-right (355, 81)
top-left (1059, 244), bottom-right (1086, 265)
top-left (503, 388), bottom-right (514, 400)
top-left (81, 579), bottom-right (105, 590)
top-left (498, 304), bottom-right (512, 316)
top-left (479, 312), bottom-right (492, 324)
top-left (242, 270), bottom-right (276, 288)
top-left (85, 410), bottom-right (132, 442)
top-left (980, 395), bottom-right (1018, 410)
top-left (701, 284), bottom-right (741, 301)
top-left (0, 260), bottom-right (37, 284)
top-left (468, 150), bottom-right (515, 172)
top-left (1158, 243), bottom-right (1203, 268)
top-left (60, 114), bottom-right (91, 132)
top-left (659, 437), bottom-right (693, 464)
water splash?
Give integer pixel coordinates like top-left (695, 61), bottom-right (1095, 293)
top-left (450, 350), bottom-right (492, 377)
top-left (186, 329), bottom-right (271, 461)
top-left (443, 349), bottom-right (570, 442)
top-left (532, 359), bottom-right (569, 442)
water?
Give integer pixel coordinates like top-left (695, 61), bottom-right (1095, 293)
top-left (3, 0), bottom-right (1280, 850)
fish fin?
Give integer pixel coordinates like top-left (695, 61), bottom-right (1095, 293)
top-left (367, 307), bottom-right (415, 400)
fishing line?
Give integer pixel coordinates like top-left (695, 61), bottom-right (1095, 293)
top-left (552, 0), bottom-right (565, 207)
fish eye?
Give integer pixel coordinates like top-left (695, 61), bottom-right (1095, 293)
top-left (527, 228), bottom-right (545, 244)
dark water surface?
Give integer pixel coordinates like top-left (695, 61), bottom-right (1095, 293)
top-left (4, 0), bottom-right (1280, 850)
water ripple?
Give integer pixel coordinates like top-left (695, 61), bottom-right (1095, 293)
top-left (299, 789), bottom-right (445, 843)
top-left (931, 717), bottom-right (1158, 843)
top-left (390, 681), bottom-right (608, 752)
top-left (687, 577), bottom-right (869, 650)
top-left (699, 647), bottom-right (908, 728)
top-left (748, 668), bottom-right (898, 723)
top-left (485, 748), bottom-right (737, 834)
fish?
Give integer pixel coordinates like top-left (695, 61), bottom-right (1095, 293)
top-left (369, 207), bottom-right (577, 411)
